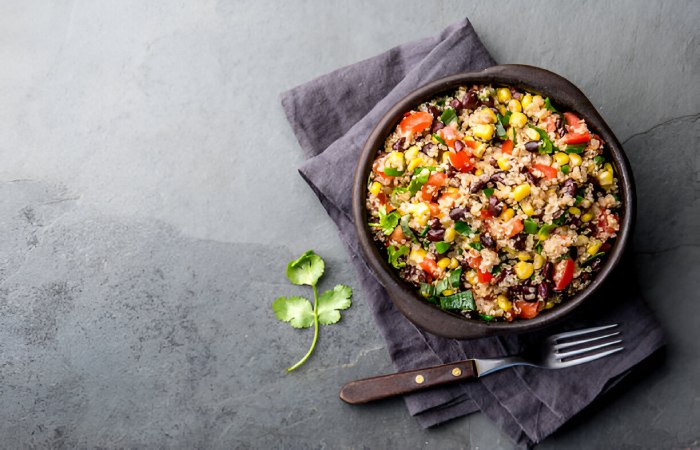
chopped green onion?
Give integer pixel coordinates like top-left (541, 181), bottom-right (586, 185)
top-left (454, 221), bottom-right (474, 236)
top-left (538, 223), bottom-right (557, 239)
top-left (524, 219), bottom-right (538, 234)
top-left (479, 313), bottom-right (495, 321)
top-left (432, 133), bottom-right (446, 145)
top-left (383, 167), bottom-right (405, 177)
top-left (469, 242), bottom-right (483, 251)
top-left (440, 108), bottom-right (458, 125)
top-left (484, 187), bottom-right (495, 198)
top-left (544, 97), bottom-right (557, 112)
top-left (435, 241), bottom-right (451, 254)
top-left (574, 195), bottom-right (584, 205)
top-left (560, 164), bottom-right (570, 174)
top-left (564, 144), bottom-right (585, 154)
top-left (440, 290), bottom-right (475, 311)
top-left (594, 156), bottom-right (606, 166)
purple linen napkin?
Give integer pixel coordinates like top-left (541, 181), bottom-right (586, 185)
top-left (281, 18), bottom-right (665, 447)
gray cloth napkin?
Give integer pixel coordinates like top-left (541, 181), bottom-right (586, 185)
top-left (281, 18), bottom-right (665, 447)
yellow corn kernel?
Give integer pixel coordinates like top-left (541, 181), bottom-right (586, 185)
top-left (521, 202), bottom-right (535, 217)
top-left (500, 208), bottom-right (515, 221)
top-left (533, 253), bottom-right (545, 270)
top-left (497, 156), bottom-right (511, 171)
top-left (497, 294), bottom-right (513, 311)
top-left (474, 168), bottom-right (484, 176)
top-left (513, 183), bottom-right (531, 202)
top-left (604, 162), bottom-right (614, 174)
top-left (466, 270), bottom-right (479, 285)
top-left (496, 88), bottom-right (512, 103)
top-left (521, 93), bottom-right (533, 108)
top-left (545, 301), bottom-right (556, 310)
top-left (580, 199), bottom-right (592, 209)
top-left (408, 203), bottom-right (431, 227)
top-left (525, 127), bottom-right (540, 141)
top-left (431, 135), bottom-right (439, 144)
top-left (598, 170), bottom-right (614, 187)
top-left (442, 289), bottom-right (454, 296)
top-left (472, 124), bottom-right (495, 141)
top-left (503, 247), bottom-right (517, 257)
top-left (532, 95), bottom-right (544, 106)
top-left (407, 157), bottom-right (424, 172)
top-left (568, 206), bottom-right (582, 216)
top-left (449, 258), bottom-right (460, 269)
top-left (576, 234), bottom-right (589, 246)
top-left (473, 142), bottom-right (487, 158)
top-left (441, 152), bottom-right (451, 164)
top-left (553, 152), bottom-right (569, 166)
top-left (404, 145), bottom-right (419, 161)
top-left (387, 151), bottom-right (405, 170)
top-left (409, 247), bottom-right (427, 264)
top-left (568, 153), bottom-right (582, 167)
top-left (514, 261), bottom-right (534, 280)
top-left (444, 227), bottom-right (456, 243)
top-left (581, 211), bottom-right (594, 223)
top-left (509, 111), bottom-right (528, 129)
top-left (369, 181), bottom-right (382, 196)
top-left (506, 126), bottom-right (516, 141)
top-left (498, 105), bottom-right (507, 115)
top-left (482, 107), bottom-right (498, 124)
top-left (437, 257), bottom-right (451, 269)
top-left (587, 241), bottom-right (602, 256)
top-left (507, 99), bottom-right (522, 113)
top-left (517, 251), bottom-right (532, 261)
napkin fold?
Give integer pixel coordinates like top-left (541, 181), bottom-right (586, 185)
top-left (281, 18), bottom-right (664, 447)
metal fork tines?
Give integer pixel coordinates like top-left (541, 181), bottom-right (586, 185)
top-left (546, 323), bottom-right (624, 368)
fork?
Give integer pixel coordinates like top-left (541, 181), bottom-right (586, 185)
top-left (340, 324), bottom-right (623, 404)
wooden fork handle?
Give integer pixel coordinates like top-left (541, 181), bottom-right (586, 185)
top-left (339, 360), bottom-right (478, 404)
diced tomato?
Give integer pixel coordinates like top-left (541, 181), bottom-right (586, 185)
top-left (553, 258), bottom-right (575, 291)
top-left (389, 225), bottom-right (406, 244)
top-left (477, 270), bottom-right (493, 284)
top-left (462, 139), bottom-right (478, 149)
top-left (515, 300), bottom-right (540, 319)
top-left (438, 191), bottom-right (460, 208)
top-left (468, 256), bottom-right (482, 270)
top-left (448, 150), bottom-right (475, 172)
top-left (505, 218), bottom-right (524, 237)
top-left (563, 112), bottom-right (583, 127)
top-left (438, 125), bottom-right (460, 148)
top-left (480, 209), bottom-right (493, 219)
top-left (530, 164), bottom-right (558, 180)
top-left (562, 131), bottom-right (590, 145)
top-left (399, 111), bottom-right (433, 136)
top-left (377, 192), bottom-right (388, 205)
top-left (501, 140), bottom-right (513, 155)
top-left (426, 172), bottom-right (447, 187)
top-left (420, 258), bottom-right (439, 278)
top-left (428, 202), bottom-right (440, 217)
top-left (420, 185), bottom-right (434, 201)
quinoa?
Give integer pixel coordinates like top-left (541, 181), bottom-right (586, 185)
top-left (366, 85), bottom-right (622, 321)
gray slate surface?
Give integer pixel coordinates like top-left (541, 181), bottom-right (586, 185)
top-left (0, 1), bottom-right (698, 448)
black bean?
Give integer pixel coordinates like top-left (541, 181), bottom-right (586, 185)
top-left (481, 233), bottom-right (496, 249)
top-left (449, 207), bottom-right (467, 220)
top-left (569, 246), bottom-right (578, 260)
top-left (392, 137), bottom-right (405, 151)
top-left (525, 171), bottom-right (537, 185)
top-left (451, 98), bottom-right (463, 111)
top-left (525, 141), bottom-right (541, 152)
top-left (423, 143), bottom-right (435, 153)
top-left (513, 234), bottom-right (526, 250)
top-left (494, 267), bottom-right (512, 283)
top-left (426, 228), bottom-right (445, 242)
top-left (432, 121), bottom-right (444, 133)
top-left (453, 140), bottom-right (464, 152)
top-left (590, 258), bottom-right (602, 272)
top-left (562, 178), bottom-right (577, 197)
top-left (508, 285), bottom-right (523, 299)
top-left (488, 195), bottom-right (503, 217)
top-left (542, 262), bottom-right (554, 280)
top-left (523, 285), bottom-right (538, 302)
top-left (490, 171), bottom-right (506, 184)
top-left (428, 106), bottom-right (440, 118)
top-left (537, 282), bottom-right (550, 300)
top-left (463, 91), bottom-right (479, 110)
top-left (556, 115), bottom-right (566, 137)
top-left (480, 97), bottom-right (494, 108)
top-left (429, 218), bottom-right (442, 230)
top-left (445, 166), bottom-right (456, 178)
top-left (489, 158), bottom-right (499, 168)
top-left (470, 178), bottom-right (488, 193)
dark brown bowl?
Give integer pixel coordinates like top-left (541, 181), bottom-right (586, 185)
top-left (352, 64), bottom-right (636, 339)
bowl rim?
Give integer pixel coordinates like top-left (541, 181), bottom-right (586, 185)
top-left (351, 64), bottom-right (636, 339)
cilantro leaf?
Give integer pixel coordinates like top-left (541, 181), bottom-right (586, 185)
top-left (370, 205), bottom-right (400, 235)
top-left (440, 290), bottom-right (476, 311)
top-left (388, 244), bottom-right (409, 268)
top-left (440, 108), bottom-right (458, 125)
top-left (469, 242), bottom-right (483, 251)
top-left (527, 124), bottom-right (559, 154)
top-left (286, 250), bottom-right (325, 286)
top-left (408, 168), bottom-right (432, 195)
top-left (272, 296), bottom-right (314, 329)
top-left (400, 215), bottom-right (418, 243)
top-left (495, 112), bottom-right (511, 139)
top-left (317, 284), bottom-right (353, 325)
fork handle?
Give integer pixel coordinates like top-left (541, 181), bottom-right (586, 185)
top-left (339, 360), bottom-right (477, 404)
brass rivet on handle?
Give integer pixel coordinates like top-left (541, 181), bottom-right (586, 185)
top-left (415, 375), bottom-right (425, 384)
top-left (452, 367), bottom-right (462, 377)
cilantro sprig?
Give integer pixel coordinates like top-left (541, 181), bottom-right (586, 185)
top-left (369, 205), bottom-right (400, 235)
top-left (272, 250), bottom-right (353, 372)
